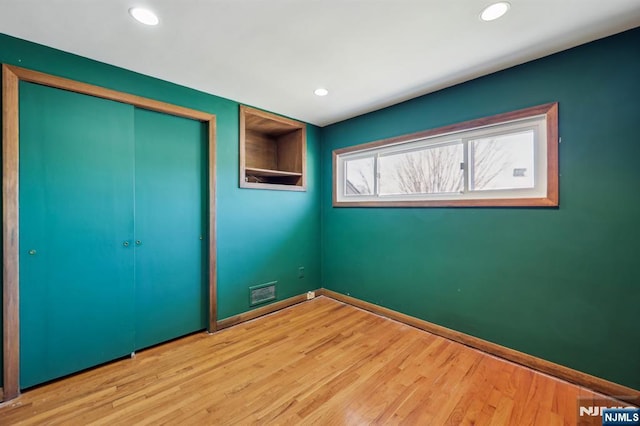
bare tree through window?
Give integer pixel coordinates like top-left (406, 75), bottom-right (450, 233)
top-left (345, 157), bottom-right (374, 195)
top-left (387, 139), bottom-right (509, 194)
top-left (388, 144), bottom-right (464, 194)
top-left (345, 134), bottom-right (533, 196)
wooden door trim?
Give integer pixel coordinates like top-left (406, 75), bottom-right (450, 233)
top-left (1, 64), bottom-right (218, 401)
top-left (2, 64), bottom-right (20, 402)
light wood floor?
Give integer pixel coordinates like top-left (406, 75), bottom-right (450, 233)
top-left (0, 296), bottom-right (622, 425)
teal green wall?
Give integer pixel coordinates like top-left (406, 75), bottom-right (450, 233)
top-left (321, 28), bottom-right (640, 390)
top-left (2, 27), bottom-right (639, 392)
top-left (0, 34), bottom-right (321, 386)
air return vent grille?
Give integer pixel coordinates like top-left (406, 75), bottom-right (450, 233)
top-left (249, 281), bottom-right (277, 306)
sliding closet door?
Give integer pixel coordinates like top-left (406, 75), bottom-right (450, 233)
top-left (133, 108), bottom-right (207, 349)
top-left (19, 82), bottom-right (136, 388)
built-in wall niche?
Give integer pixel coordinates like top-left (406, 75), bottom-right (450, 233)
top-left (239, 105), bottom-right (306, 191)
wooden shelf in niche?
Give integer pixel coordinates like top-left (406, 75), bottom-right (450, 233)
top-left (240, 105), bottom-right (306, 191)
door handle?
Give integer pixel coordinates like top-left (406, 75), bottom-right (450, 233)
top-left (123, 241), bottom-right (130, 247)
top-left (135, 240), bottom-right (142, 246)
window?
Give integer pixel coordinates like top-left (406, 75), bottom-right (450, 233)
top-left (333, 103), bottom-right (558, 207)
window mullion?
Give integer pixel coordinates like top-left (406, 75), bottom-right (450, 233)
top-left (342, 158), bottom-right (348, 197)
top-left (462, 139), bottom-right (470, 194)
top-left (374, 153), bottom-right (380, 196)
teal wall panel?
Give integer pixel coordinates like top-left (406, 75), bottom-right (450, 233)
top-left (320, 28), bottom-right (640, 390)
top-left (0, 34), bottom-right (321, 387)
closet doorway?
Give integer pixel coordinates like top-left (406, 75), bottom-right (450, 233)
top-left (2, 65), bottom-right (217, 399)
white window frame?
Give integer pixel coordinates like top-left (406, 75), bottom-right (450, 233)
top-left (333, 103), bottom-right (558, 207)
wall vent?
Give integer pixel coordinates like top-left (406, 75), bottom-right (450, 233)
top-left (249, 281), bottom-right (277, 306)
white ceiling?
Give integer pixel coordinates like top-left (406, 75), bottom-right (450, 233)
top-left (1, 1), bottom-right (639, 126)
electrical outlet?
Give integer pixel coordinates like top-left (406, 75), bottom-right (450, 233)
top-left (298, 266), bottom-right (304, 279)
top-left (306, 291), bottom-right (315, 300)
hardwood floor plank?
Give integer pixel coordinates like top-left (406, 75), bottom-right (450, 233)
top-left (0, 296), bottom-right (635, 425)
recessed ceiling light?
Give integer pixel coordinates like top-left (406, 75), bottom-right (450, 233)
top-left (129, 7), bottom-right (159, 26)
top-left (480, 2), bottom-right (510, 21)
top-left (314, 88), bottom-right (329, 97)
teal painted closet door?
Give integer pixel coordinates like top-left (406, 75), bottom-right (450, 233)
top-left (19, 82), bottom-right (136, 388)
top-left (133, 108), bottom-right (207, 349)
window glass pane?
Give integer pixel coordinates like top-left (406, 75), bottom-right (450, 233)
top-left (345, 157), bottom-right (374, 195)
top-left (379, 143), bottom-right (463, 195)
top-left (469, 130), bottom-right (535, 191)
